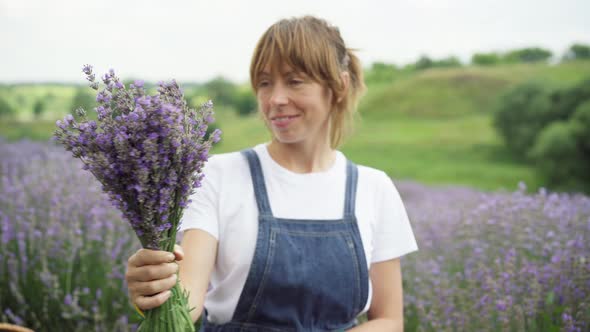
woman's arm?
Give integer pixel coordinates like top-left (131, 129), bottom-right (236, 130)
top-left (347, 258), bottom-right (404, 332)
top-left (178, 229), bottom-right (218, 323)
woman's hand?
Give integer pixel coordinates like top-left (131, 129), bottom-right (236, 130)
top-left (125, 244), bottom-right (185, 310)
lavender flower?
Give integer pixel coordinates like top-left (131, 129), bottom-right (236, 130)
top-left (53, 65), bottom-right (222, 332)
top-left (0, 140), bottom-right (140, 331)
top-left (54, 65), bottom-right (221, 250)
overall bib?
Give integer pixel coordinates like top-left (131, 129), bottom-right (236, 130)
top-left (200, 149), bottom-right (369, 332)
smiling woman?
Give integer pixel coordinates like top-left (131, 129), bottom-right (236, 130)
top-left (125, 15), bottom-right (418, 332)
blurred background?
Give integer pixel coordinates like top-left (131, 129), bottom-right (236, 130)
top-left (1, 1), bottom-right (589, 331)
top-left (1, 0), bottom-right (589, 193)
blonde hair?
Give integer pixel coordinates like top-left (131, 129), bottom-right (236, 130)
top-left (250, 16), bottom-right (366, 149)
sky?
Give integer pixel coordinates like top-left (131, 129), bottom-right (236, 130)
top-left (1, 0), bottom-right (589, 84)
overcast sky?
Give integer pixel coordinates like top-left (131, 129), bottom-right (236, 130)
top-left (1, 0), bottom-right (588, 84)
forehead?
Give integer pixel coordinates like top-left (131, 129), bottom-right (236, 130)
top-left (258, 61), bottom-right (306, 78)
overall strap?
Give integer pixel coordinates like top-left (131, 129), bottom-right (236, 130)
top-left (343, 159), bottom-right (359, 218)
top-left (241, 149), bottom-right (273, 217)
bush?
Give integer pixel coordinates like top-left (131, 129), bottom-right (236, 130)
top-left (414, 55), bottom-right (462, 70)
top-left (570, 99), bottom-right (590, 151)
top-left (471, 52), bottom-right (501, 66)
top-left (493, 82), bottom-right (553, 157)
top-left (33, 99), bottom-right (46, 119)
top-left (234, 88), bottom-right (257, 116)
top-left (533, 100), bottom-right (590, 192)
top-left (503, 47), bottom-right (553, 63)
top-left (0, 96), bottom-right (15, 119)
top-left (495, 79), bottom-right (590, 192)
top-left (528, 121), bottom-right (588, 191)
top-left (562, 43), bottom-right (590, 61)
top-left (203, 77), bottom-right (237, 107)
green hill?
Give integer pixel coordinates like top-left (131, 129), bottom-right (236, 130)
top-left (360, 61), bottom-right (590, 119)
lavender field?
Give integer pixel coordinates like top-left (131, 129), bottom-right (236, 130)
top-left (1, 139), bottom-right (589, 332)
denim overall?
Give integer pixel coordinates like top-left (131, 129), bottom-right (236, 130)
top-left (199, 149), bottom-right (369, 332)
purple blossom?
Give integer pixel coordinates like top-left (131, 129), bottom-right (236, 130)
top-left (1, 139), bottom-right (142, 330)
top-left (398, 181), bottom-right (590, 331)
top-left (54, 65), bottom-right (221, 251)
top-left (82, 64), bottom-right (93, 75)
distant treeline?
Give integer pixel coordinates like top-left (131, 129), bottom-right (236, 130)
top-left (366, 43), bottom-right (590, 83)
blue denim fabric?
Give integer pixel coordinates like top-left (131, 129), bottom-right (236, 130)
top-left (200, 149), bottom-right (369, 332)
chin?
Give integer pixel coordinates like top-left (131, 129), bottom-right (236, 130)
top-left (272, 133), bottom-right (304, 145)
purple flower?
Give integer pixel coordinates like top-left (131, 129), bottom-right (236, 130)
top-left (64, 294), bottom-right (73, 306)
top-left (211, 129), bottom-right (222, 143)
top-left (82, 64), bottom-right (93, 75)
top-left (54, 65), bottom-right (220, 251)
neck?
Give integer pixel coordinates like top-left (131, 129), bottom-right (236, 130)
top-left (267, 138), bottom-right (336, 174)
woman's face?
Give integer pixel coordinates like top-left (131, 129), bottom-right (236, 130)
top-left (256, 63), bottom-right (334, 146)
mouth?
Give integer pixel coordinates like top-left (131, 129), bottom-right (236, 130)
top-left (270, 114), bottom-right (301, 128)
top-left (270, 114), bottom-right (300, 120)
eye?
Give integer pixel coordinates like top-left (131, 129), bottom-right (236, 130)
top-left (257, 80), bottom-right (270, 88)
top-left (288, 79), bottom-right (303, 86)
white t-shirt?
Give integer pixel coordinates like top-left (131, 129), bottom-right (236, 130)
top-left (179, 143), bottom-right (418, 324)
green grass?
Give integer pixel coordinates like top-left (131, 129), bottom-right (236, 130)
top-left (342, 114), bottom-right (541, 191)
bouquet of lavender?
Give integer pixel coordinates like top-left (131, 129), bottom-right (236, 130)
top-left (54, 65), bottom-right (221, 332)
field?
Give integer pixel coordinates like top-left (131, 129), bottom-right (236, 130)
top-left (1, 140), bottom-right (588, 331)
top-left (1, 61), bottom-right (590, 331)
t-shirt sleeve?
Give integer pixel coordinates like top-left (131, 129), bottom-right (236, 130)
top-left (371, 171), bottom-right (418, 263)
top-left (178, 157), bottom-right (220, 240)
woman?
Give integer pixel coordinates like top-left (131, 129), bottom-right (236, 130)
top-left (125, 16), bottom-right (418, 331)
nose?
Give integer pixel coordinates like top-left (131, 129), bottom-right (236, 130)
top-left (269, 83), bottom-right (289, 107)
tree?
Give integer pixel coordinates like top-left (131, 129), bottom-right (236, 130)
top-left (0, 97), bottom-right (15, 119)
top-left (562, 43), bottom-right (590, 61)
top-left (435, 56), bottom-right (462, 68)
top-left (234, 88), bottom-right (257, 116)
top-left (495, 79), bottom-right (590, 192)
top-left (414, 55), bottom-right (434, 70)
top-left (471, 52), bottom-right (501, 66)
top-left (203, 77), bottom-right (237, 106)
top-left (33, 99), bottom-right (46, 119)
top-left (503, 47), bottom-right (552, 63)
top-left (493, 82), bottom-right (553, 157)
top-left (414, 55), bottom-right (461, 70)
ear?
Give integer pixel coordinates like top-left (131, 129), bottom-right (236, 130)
top-left (337, 71), bottom-right (350, 103)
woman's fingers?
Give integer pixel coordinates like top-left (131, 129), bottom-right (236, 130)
top-left (130, 273), bottom-right (178, 296)
top-left (125, 247), bottom-right (183, 310)
top-left (126, 262), bottom-right (179, 282)
top-left (130, 274), bottom-right (178, 310)
top-left (128, 248), bottom-right (175, 268)
top-left (173, 244), bottom-right (184, 261)
top-left (134, 289), bottom-right (173, 311)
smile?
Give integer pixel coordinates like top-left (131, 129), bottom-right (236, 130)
top-left (270, 114), bottom-right (300, 128)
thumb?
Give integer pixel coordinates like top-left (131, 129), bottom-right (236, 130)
top-left (173, 244), bottom-right (184, 261)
